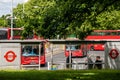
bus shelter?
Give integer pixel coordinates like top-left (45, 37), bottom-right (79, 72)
top-left (48, 40), bottom-right (106, 70)
top-left (0, 40), bottom-right (45, 70)
top-left (0, 40), bottom-right (119, 70)
top-left (48, 40), bottom-right (120, 70)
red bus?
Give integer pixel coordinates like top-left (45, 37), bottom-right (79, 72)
top-left (0, 28), bottom-right (23, 40)
top-left (65, 44), bottom-right (86, 58)
top-left (0, 28), bottom-right (46, 66)
top-left (21, 42), bottom-right (46, 66)
top-left (65, 37), bottom-right (87, 57)
top-left (0, 27), bottom-right (43, 40)
top-left (65, 44), bottom-right (88, 57)
top-left (85, 30), bottom-right (120, 50)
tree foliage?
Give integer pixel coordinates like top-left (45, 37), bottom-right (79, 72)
top-left (0, 0), bottom-right (120, 39)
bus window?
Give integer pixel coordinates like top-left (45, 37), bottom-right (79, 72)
top-left (22, 45), bottom-right (39, 56)
top-left (118, 32), bottom-right (120, 35)
top-left (90, 32), bottom-right (97, 35)
top-left (66, 45), bottom-right (80, 51)
top-left (105, 32), bottom-right (111, 35)
top-left (99, 32), bottom-right (106, 35)
top-left (22, 44), bottom-right (45, 56)
top-left (111, 32), bottom-right (117, 35)
top-left (0, 30), bottom-right (7, 39)
top-left (90, 32), bottom-right (105, 36)
top-left (13, 30), bottom-right (22, 36)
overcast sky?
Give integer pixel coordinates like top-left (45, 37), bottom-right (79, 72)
top-left (0, 0), bottom-right (28, 17)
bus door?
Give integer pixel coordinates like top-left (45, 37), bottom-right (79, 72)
top-left (21, 43), bottom-right (46, 67)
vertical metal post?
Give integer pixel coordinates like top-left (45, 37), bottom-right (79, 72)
top-left (38, 44), bottom-right (41, 70)
top-left (51, 43), bottom-right (53, 70)
top-left (11, 0), bottom-right (13, 40)
top-left (48, 62), bottom-right (50, 70)
top-left (69, 44), bottom-right (72, 69)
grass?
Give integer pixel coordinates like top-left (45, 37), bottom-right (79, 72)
top-left (0, 69), bottom-right (120, 80)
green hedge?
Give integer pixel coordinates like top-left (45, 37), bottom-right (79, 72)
top-left (0, 70), bottom-right (120, 80)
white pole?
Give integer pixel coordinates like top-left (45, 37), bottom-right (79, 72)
top-left (51, 43), bottom-right (53, 70)
top-left (48, 62), bottom-right (50, 70)
top-left (39, 44), bottom-right (41, 70)
top-left (11, 0), bottom-right (13, 40)
top-left (69, 44), bottom-right (72, 69)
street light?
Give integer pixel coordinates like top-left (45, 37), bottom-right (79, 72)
top-left (10, 0), bottom-right (13, 40)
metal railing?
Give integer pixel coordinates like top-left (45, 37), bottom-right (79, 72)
top-left (47, 62), bottom-right (105, 70)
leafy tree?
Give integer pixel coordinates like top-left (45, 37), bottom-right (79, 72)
top-left (11, 0), bottom-right (120, 39)
top-left (0, 15), bottom-right (9, 27)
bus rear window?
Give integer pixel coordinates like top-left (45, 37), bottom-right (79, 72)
top-left (22, 44), bottom-right (45, 56)
top-left (66, 45), bottom-right (80, 51)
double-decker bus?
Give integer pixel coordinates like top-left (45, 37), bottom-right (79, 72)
top-left (0, 27), bottom-right (44, 40)
top-left (0, 28), bottom-right (23, 40)
top-left (85, 30), bottom-right (120, 50)
top-left (21, 42), bottom-right (46, 66)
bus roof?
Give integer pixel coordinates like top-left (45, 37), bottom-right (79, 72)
top-left (94, 30), bottom-right (120, 32)
top-left (0, 28), bottom-right (23, 31)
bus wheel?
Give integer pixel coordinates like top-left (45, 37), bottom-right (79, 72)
top-left (90, 46), bottom-right (94, 51)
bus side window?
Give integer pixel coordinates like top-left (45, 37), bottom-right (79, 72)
top-left (111, 32), bottom-right (117, 35)
top-left (117, 32), bottom-right (120, 35)
top-left (91, 32), bottom-right (97, 35)
top-left (105, 32), bottom-right (111, 35)
top-left (0, 30), bottom-right (7, 39)
top-left (100, 32), bottom-right (106, 36)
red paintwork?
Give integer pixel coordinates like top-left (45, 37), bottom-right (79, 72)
top-left (21, 42), bottom-right (46, 65)
top-left (65, 50), bottom-right (83, 57)
top-left (85, 30), bottom-right (120, 51)
top-left (0, 28), bottom-right (23, 40)
top-left (64, 44), bottom-right (85, 58)
top-left (21, 55), bottom-right (45, 65)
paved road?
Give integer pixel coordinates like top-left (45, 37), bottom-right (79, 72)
top-left (46, 51), bottom-right (66, 64)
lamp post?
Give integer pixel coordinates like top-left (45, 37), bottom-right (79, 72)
top-left (10, 0), bottom-right (13, 40)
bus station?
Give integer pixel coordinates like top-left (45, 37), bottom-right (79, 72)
top-left (0, 39), bottom-right (119, 70)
